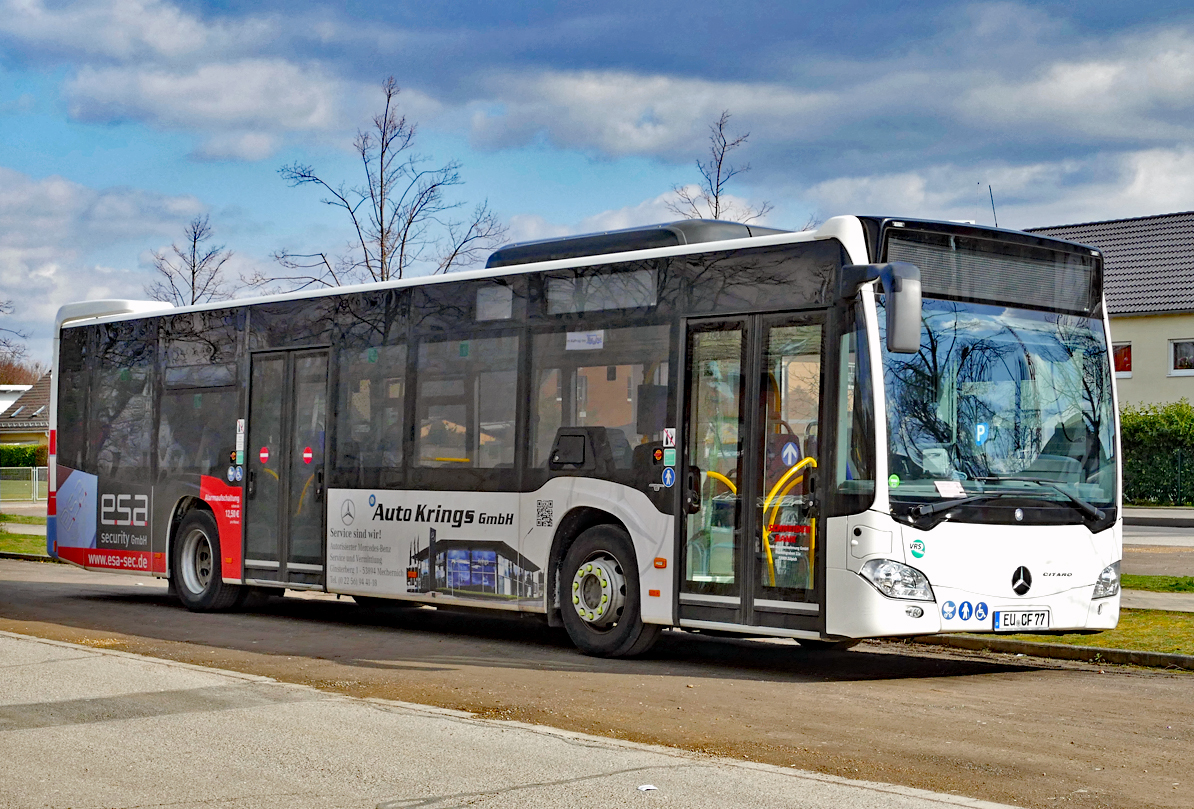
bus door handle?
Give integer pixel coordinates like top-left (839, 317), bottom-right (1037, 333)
top-left (315, 470), bottom-right (324, 502)
top-left (247, 469), bottom-right (256, 499)
top-left (684, 466), bottom-right (702, 514)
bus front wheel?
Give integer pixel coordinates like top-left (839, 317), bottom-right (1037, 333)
top-left (172, 510), bottom-right (241, 612)
top-left (560, 525), bottom-right (660, 658)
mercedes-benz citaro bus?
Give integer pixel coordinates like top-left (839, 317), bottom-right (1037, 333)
top-left (47, 216), bottom-right (1121, 657)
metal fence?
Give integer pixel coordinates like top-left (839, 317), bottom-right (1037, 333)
top-left (0, 467), bottom-right (48, 501)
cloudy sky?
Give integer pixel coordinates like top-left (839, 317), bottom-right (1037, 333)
top-left (3, 0), bottom-right (1194, 361)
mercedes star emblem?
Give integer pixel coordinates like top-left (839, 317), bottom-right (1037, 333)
top-left (1011, 565), bottom-right (1032, 596)
top-left (341, 499), bottom-right (356, 526)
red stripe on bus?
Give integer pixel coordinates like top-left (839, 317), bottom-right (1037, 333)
top-left (200, 475), bottom-right (243, 580)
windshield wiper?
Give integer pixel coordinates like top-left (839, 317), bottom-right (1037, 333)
top-left (972, 476), bottom-right (1106, 522)
top-left (909, 492), bottom-right (1016, 518)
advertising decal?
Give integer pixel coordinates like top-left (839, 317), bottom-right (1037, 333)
top-left (200, 475), bottom-right (242, 579)
top-left (327, 489), bottom-right (539, 605)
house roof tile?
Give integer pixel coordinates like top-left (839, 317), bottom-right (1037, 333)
top-left (1027, 211), bottom-right (1194, 316)
top-left (0, 373), bottom-right (51, 433)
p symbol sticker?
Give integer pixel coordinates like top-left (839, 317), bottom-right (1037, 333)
top-left (975, 423), bottom-right (989, 446)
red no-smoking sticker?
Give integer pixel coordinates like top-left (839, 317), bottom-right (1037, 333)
top-left (303, 447), bottom-right (313, 464)
top-left (259, 447), bottom-right (269, 464)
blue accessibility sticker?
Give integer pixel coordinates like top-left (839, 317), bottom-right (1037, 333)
top-left (959, 601), bottom-right (974, 621)
top-left (662, 467), bottom-right (676, 488)
top-left (975, 602), bottom-right (989, 622)
top-left (942, 601), bottom-right (957, 620)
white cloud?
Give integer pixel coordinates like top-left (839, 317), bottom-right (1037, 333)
top-left (801, 147), bottom-right (1194, 230)
top-left (0, 166), bottom-right (205, 361)
top-left (959, 28), bottom-right (1194, 142)
top-left (67, 58), bottom-right (346, 135)
top-left (0, 0), bottom-right (275, 61)
top-left (468, 70), bottom-right (835, 158)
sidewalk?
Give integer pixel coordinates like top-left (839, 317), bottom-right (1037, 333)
top-left (0, 500), bottom-right (46, 517)
top-left (1124, 507), bottom-right (1194, 528)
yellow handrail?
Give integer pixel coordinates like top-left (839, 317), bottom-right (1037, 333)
top-left (761, 457), bottom-right (817, 588)
top-left (705, 470), bottom-right (737, 494)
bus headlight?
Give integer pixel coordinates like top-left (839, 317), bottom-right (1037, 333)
top-left (1092, 561), bottom-right (1120, 599)
top-left (860, 559), bottom-right (935, 601)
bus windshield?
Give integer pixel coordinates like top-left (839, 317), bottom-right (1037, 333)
top-left (879, 298), bottom-right (1116, 511)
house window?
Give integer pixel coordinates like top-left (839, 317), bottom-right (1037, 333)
top-left (1113, 343), bottom-right (1132, 378)
top-left (1170, 340), bottom-right (1194, 376)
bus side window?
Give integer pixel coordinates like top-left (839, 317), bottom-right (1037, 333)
top-left (335, 344), bottom-right (407, 483)
top-left (834, 307), bottom-right (875, 505)
top-left (530, 324), bottom-right (670, 474)
top-left (415, 335), bottom-right (519, 469)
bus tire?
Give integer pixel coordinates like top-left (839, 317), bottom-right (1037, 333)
top-left (172, 510), bottom-right (241, 612)
top-left (560, 524), bottom-right (660, 658)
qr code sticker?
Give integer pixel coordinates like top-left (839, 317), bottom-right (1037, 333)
top-left (536, 500), bottom-right (554, 527)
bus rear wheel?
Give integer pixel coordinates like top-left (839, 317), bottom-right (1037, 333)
top-left (560, 525), bottom-right (660, 658)
top-left (172, 510), bottom-right (241, 612)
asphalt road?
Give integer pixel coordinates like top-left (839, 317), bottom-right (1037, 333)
top-left (0, 559), bottom-right (1191, 809)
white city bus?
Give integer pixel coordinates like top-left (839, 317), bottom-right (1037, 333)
top-left (47, 216), bottom-right (1121, 656)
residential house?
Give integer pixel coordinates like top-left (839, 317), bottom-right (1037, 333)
top-left (0, 373), bottom-right (50, 445)
top-left (1028, 211), bottom-right (1194, 407)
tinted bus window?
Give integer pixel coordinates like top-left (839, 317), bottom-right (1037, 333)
top-left (163, 309), bottom-right (240, 387)
top-left (91, 320), bottom-right (156, 482)
top-left (158, 388), bottom-right (238, 477)
top-left (415, 335), bottom-right (518, 469)
top-left (57, 327), bottom-right (89, 472)
top-left (531, 324), bottom-right (671, 469)
top-left (336, 344), bottom-right (407, 484)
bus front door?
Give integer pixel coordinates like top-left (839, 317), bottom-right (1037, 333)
top-left (243, 349), bottom-right (329, 589)
top-left (679, 315), bottom-right (823, 632)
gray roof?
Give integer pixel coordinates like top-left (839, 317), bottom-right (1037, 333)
top-left (1027, 211), bottom-right (1194, 316)
top-left (0, 373), bottom-right (51, 434)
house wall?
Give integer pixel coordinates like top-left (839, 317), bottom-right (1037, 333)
top-left (1109, 312), bottom-right (1194, 406)
top-left (0, 430), bottom-right (47, 445)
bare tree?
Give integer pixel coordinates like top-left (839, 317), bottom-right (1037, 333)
top-left (667, 110), bottom-right (773, 224)
top-left (0, 298), bottom-right (27, 363)
top-left (145, 216), bottom-right (236, 306)
top-left (265, 76), bottom-right (507, 290)
top-left (0, 356), bottom-right (47, 385)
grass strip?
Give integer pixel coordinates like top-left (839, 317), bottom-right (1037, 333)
top-left (1122, 574), bottom-right (1194, 593)
top-left (988, 609), bottom-right (1193, 656)
top-left (0, 512), bottom-right (47, 525)
top-left (0, 531), bottom-right (48, 556)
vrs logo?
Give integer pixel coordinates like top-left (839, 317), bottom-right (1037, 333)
top-left (100, 494), bottom-right (148, 527)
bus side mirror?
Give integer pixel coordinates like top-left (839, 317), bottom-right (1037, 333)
top-left (840, 262), bottom-right (922, 354)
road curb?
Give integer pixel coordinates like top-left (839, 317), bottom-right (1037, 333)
top-left (913, 634), bottom-right (1194, 671)
top-left (0, 551), bottom-right (61, 564)
top-left (1124, 514), bottom-right (1194, 528)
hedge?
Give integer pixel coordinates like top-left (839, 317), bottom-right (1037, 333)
top-left (1120, 399), bottom-right (1194, 505)
top-left (0, 444), bottom-right (48, 467)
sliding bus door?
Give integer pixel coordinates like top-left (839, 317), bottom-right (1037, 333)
top-left (679, 314), bottom-right (824, 630)
top-left (243, 349), bottom-right (329, 588)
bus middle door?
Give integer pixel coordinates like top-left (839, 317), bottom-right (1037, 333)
top-left (243, 349), bottom-right (329, 589)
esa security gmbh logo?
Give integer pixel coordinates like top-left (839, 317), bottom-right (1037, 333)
top-left (341, 498), bottom-right (356, 526)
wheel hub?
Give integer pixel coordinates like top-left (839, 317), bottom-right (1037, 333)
top-left (180, 528), bottom-right (214, 595)
top-left (571, 555), bottom-right (625, 628)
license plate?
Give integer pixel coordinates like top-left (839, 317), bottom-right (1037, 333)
top-left (993, 609), bottom-right (1050, 631)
